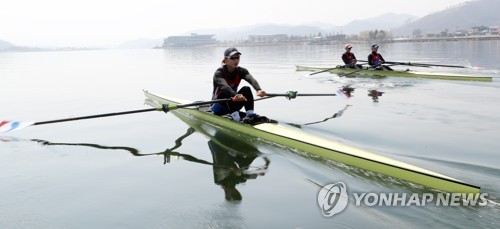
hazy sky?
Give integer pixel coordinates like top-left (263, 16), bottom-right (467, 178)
top-left (0, 0), bottom-right (468, 47)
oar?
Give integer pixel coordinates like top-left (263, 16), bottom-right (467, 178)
top-left (339, 63), bottom-right (401, 77)
top-left (265, 91), bottom-right (336, 100)
top-left (309, 66), bottom-right (340, 76)
top-left (160, 98), bottom-right (232, 112)
top-left (0, 108), bottom-right (158, 133)
top-left (338, 64), bottom-right (387, 77)
top-left (357, 60), bottom-right (468, 68)
top-left (1, 98), bottom-right (233, 133)
top-left (339, 67), bottom-right (368, 77)
top-left (387, 61), bottom-right (469, 68)
top-left (308, 63), bottom-right (369, 76)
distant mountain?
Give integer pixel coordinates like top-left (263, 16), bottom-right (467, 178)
top-left (338, 13), bottom-right (417, 34)
top-left (0, 39), bottom-right (45, 52)
top-left (0, 39), bottom-right (14, 50)
top-left (392, 0), bottom-right (500, 36)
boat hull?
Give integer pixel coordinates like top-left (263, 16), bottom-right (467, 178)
top-left (296, 65), bottom-right (492, 82)
top-left (144, 90), bottom-right (480, 194)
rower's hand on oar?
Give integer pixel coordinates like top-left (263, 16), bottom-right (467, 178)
top-left (257, 90), bottom-right (267, 97)
top-left (231, 94), bottom-right (247, 102)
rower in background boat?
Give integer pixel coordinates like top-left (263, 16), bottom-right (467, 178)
top-left (368, 44), bottom-right (393, 71)
top-left (211, 47), bottom-right (269, 124)
top-left (341, 44), bottom-right (363, 69)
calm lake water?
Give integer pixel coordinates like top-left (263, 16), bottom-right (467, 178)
top-left (1, 41), bottom-right (500, 228)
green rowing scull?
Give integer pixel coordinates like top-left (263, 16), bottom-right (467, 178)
top-left (296, 65), bottom-right (492, 82)
top-left (144, 90), bottom-right (480, 194)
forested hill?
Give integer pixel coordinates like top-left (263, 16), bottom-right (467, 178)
top-left (0, 39), bottom-right (14, 50)
top-left (392, 0), bottom-right (500, 36)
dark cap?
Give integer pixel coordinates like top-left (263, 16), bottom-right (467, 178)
top-left (224, 47), bottom-right (241, 58)
top-left (371, 44), bottom-right (379, 49)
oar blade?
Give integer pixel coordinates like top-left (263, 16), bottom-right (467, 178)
top-left (0, 121), bottom-right (35, 133)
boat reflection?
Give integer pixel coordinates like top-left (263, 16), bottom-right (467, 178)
top-left (340, 85), bottom-right (355, 98)
top-left (208, 129), bottom-right (269, 201)
top-left (29, 125), bottom-right (270, 202)
top-left (368, 90), bottom-right (384, 102)
top-left (302, 104), bottom-right (351, 126)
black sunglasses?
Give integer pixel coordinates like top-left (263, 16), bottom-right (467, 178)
top-left (229, 56), bottom-right (240, 60)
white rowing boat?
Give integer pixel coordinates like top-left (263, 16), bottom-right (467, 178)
top-left (144, 90), bottom-right (480, 194)
top-left (296, 65), bottom-right (492, 81)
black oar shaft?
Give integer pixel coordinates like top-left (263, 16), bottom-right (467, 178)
top-left (28, 93), bottom-right (335, 127)
top-left (309, 67), bottom-right (338, 76)
top-left (358, 60), bottom-right (466, 68)
top-left (341, 63), bottom-right (400, 77)
top-left (408, 63), bottom-right (465, 68)
top-left (160, 98), bottom-right (234, 112)
top-left (33, 108), bottom-right (158, 126)
top-left (176, 98), bottom-right (232, 108)
top-left (265, 92), bottom-right (336, 100)
top-left (26, 98), bottom-right (234, 128)
top-left (267, 93), bottom-right (336, 97)
top-left (340, 67), bottom-right (367, 77)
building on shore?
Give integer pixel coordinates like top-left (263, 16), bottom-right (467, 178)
top-left (248, 34), bottom-right (288, 43)
top-left (309, 34), bottom-right (346, 45)
top-left (162, 33), bottom-right (216, 47)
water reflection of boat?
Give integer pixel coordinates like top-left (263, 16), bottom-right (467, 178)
top-left (30, 125), bottom-right (270, 202)
top-left (159, 107), bottom-right (271, 201)
top-left (208, 129), bottom-right (269, 201)
top-left (303, 105), bottom-right (352, 125)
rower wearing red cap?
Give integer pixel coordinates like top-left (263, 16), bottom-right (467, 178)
top-left (342, 44), bottom-right (362, 69)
